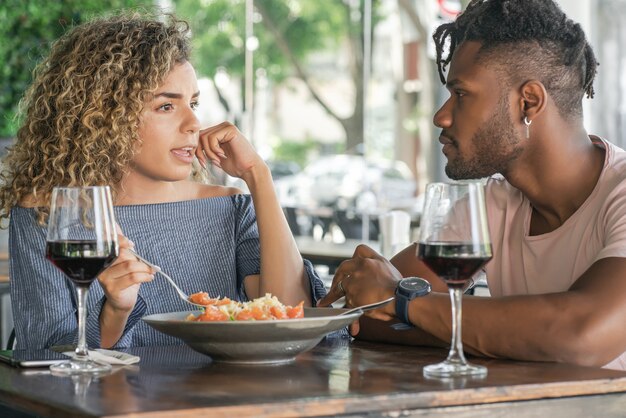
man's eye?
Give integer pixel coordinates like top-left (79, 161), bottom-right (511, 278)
top-left (191, 101), bottom-right (200, 110)
top-left (455, 91), bottom-right (465, 98)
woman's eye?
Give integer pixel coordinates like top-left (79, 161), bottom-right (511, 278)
top-left (455, 91), bottom-right (466, 98)
top-left (158, 103), bottom-right (174, 111)
top-left (191, 101), bottom-right (200, 111)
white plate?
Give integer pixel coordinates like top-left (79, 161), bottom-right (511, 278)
top-left (142, 307), bottom-right (361, 364)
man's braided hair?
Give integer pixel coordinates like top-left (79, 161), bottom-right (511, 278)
top-left (433, 0), bottom-right (599, 120)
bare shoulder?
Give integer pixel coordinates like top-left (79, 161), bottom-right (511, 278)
top-left (192, 183), bottom-right (245, 199)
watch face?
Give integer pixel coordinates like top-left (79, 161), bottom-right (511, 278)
top-left (399, 277), bottom-right (431, 297)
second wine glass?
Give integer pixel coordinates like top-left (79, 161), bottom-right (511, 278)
top-left (417, 181), bottom-right (492, 378)
top-left (46, 186), bottom-right (119, 374)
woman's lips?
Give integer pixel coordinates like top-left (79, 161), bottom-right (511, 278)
top-left (171, 147), bottom-right (195, 164)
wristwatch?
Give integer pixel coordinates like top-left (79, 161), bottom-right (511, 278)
top-left (395, 277), bottom-right (431, 327)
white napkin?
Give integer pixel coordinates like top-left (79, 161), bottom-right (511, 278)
top-left (62, 349), bottom-right (140, 365)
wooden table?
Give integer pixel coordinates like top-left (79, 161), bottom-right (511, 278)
top-left (0, 339), bottom-right (625, 417)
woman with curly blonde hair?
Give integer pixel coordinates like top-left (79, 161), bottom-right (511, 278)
top-left (2, 12), bottom-right (325, 349)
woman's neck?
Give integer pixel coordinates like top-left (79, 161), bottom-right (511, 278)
top-left (114, 178), bottom-right (194, 206)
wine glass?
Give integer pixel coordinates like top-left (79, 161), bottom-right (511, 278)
top-left (46, 186), bottom-right (119, 374)
top-left (417, 181), bottom-right (492, 378)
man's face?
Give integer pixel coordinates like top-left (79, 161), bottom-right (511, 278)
top-left (434, 41), bottom-right (523, 180)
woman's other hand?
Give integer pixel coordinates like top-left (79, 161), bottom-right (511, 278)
top-left (97, 233), bottom-right (156, 313)
top-left (196, 121), bottom-right (265, 181)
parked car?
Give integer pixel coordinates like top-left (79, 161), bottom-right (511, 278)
top-left (275, 155), bottom-right (417, 240)
top-left (212, 159), bottom-right (300, 192)
top-left (267, 160), bottom-right (301, 180)
top-left (275, 154), bottom-right (416, 210)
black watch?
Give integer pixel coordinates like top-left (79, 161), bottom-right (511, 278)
top-left (395, 277), bottom-right (431, 327)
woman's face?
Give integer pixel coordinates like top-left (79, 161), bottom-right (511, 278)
top-left (131, 61), bottom-right (201, 184)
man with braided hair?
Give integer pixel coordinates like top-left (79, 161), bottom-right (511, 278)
top-left (319, 0), bottom-right (626, 370)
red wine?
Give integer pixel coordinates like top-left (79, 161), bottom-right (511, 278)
top-left (46, 241), bottom-right (118, 287)
top-left (417, 243), bottom-right (491, 289)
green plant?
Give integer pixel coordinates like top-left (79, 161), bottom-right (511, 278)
top-left (173, 0), bottom-right (383, 152)
top-left (271, 137), bottom-right (341, 168)
top-left (271, 138), bottom-right (317, 168)
top-left (0, 0), bottom-right (148, 138)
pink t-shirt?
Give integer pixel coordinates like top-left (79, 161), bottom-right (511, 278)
top-left (484, 138), bottom-right (626, 370)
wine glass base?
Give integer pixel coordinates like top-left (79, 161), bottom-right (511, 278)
top-left (423, 359), bottom-right (487, 378)
top-left (50, 359), bottom-right (112, 375)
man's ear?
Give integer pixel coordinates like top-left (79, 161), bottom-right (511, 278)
top-left (517, 80), bottom-right (547, 121)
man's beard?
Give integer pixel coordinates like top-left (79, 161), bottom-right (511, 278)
top-left (445, 95), bottom-right (524, 180)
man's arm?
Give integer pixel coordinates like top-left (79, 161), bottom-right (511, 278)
top-left (405, 256), bottom-right (626, 367)
top-left (322, 244), bottom-right (626, 367)
top-left (353, 243), bottom-right (477, 347)
top-left (389, 243), bottom-right (448, 293)
top-left (355, 316), bottom-right (449, 348)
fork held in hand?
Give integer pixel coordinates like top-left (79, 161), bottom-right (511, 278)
top-left (127, 248), bottom-right (205, 309)
top-left (338, 296), bottom-right (395, 316)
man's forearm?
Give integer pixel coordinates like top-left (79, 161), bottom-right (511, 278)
top-left (356, 315), bottom-right (448, 348)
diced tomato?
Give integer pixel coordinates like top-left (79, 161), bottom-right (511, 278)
top-left (235, 310), bottom-right (254, 321)
top-left (251, 306), bottom-right (269, 320)
top-left (270, 306), bottom-right (288, 319)
top-left (286, 301), bottom-right (304, 319)
top-left (196, 306), bottom-right (229, 321)
top-left (188, 292), bottom-right (215, 306)
top-left (185, 294), bottom-right (305, 322)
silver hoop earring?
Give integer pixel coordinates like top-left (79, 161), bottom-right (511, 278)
top-left (524, 116), bottom-right (532, 139)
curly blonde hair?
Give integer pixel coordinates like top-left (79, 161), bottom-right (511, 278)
top-left (0, 12), bottom-right (192, 225)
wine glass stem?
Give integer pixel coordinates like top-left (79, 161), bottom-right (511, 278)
top-left (447, 287), bottom-right (468, 364)
top-left (75, 286), bottom-right (90, 361)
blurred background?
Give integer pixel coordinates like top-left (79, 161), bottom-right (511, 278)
top-left (1, 0), bottom-right (625, 268)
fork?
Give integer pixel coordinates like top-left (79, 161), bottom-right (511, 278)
top-left (127, 248), bottom-right (206, 309)
top-left (338, 296), bottom-right (395, 316)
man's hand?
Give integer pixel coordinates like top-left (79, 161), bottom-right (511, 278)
top-left (317, 245), bottom-right (403, 334)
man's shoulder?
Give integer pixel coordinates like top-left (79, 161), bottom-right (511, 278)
top-left (484, 175), bottom-right (523, 206)
top-left (596, 138), bottom-right (626, 188)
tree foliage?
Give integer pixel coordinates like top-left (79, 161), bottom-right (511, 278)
top-left (173, 0), bottom-right (383, 151)
top-left (0, 0), bottom-right (385, 149)
top-left (0, 0), bottom-right (148, 137)
top-left (175, 0), bottom-right (346, 83)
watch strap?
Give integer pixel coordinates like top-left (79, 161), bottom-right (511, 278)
top-left (395, 286), bottom-right (414, 329)
top-left (393, 277), bottom-right (431, 330)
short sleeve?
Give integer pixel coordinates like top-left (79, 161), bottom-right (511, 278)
top-left (594, 188), bottom-right (626, 261)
